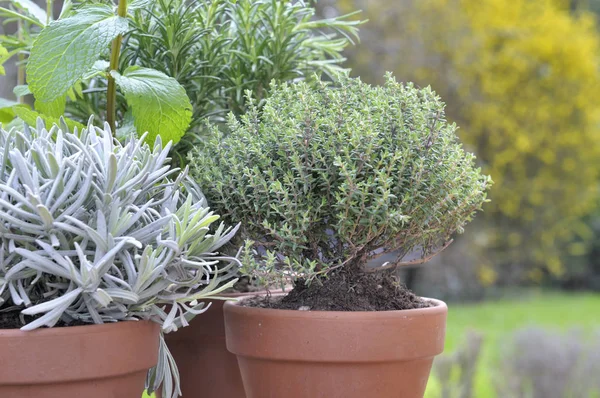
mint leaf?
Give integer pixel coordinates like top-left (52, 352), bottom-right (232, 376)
top-left (35, 94), bottom-right (66, 118)
top-left (10, 0), bottom-right (47, 25)
top-left (13, 107), bottom-right (85, 131)
top-left (27, 5), bottom-right (129, 102)
top-left (112, 66), bottom-right (192, 144)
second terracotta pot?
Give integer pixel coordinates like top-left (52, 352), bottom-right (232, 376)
top-left (165, 292), bottom-right (264, 398)
top-left (224, 295), bottom-right (447, 398)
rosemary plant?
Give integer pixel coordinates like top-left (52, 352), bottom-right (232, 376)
top-left (123, 0), bottom-right (361, 163)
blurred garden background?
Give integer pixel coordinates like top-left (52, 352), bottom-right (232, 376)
top-left (2, 0), bottom-right (600, 396)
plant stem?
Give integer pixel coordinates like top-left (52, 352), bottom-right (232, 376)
top-left (106, 0), bottom-right (127, 135)
top-left (17, 19), bottom-right (25, 104)
top-left (46, 0), bottom-right (53, 24)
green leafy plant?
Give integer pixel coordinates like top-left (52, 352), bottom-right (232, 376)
top-left (1, 0), bottom-right (110, 127)
top-left (190, 74), bottom-right (491, 290)
top-left (0, 118), bottom-right (240, 397)
top-left (123, 0), bottom-right (361, 163)
top-left (21, 0), bottom-right (192, 143)
top-left (3, 0), bottom-right (361, 161)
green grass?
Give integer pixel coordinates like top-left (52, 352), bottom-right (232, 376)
top-left (425, 290), bottom-right (600, 397)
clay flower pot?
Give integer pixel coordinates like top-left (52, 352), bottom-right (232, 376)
top-left (224, 296), bottom-right (447, 398)
top-left (165, 292), bottom-right (265, 398)
top-left (0, 320), bottom-right (160, 398)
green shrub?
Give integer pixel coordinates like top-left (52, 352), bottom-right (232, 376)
top-left (190, 74), bottom-right (491, 286)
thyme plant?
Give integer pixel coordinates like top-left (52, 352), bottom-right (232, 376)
top-left (190, 74), bottom-right (492, 288)
top-left (0, 118), bottom-right (239, 397)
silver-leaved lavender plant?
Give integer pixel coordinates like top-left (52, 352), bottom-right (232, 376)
top-left (0, 117), bottom-right (240, 397)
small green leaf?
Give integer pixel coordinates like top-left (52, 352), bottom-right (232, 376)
top-left (0, 108), bottom-right (14, 124)
top-left (66, 87), bottom-right (78, 101)
top-left (0, 6), bottom-right (43, 27)
top-left (0, 98), bottom-right (28, 124)
top-left (13, 85), bottom-right (31, 98)
top-left (35, 94), bottom-right (66, 118)
top-left (112, 66), bottom-right (192, 144)
top-left (27, 5), bottom-right (129, 102)
top-left (13, 107), bottom-right (84, 131)
top-left (0, 44), bottom-right (7, 75)
top-left (71, 82), bottom-right (84, 99)
top-left (83, 60), bottom-right (110, 80)
top-left (10, 0), bottom-right (47, 25)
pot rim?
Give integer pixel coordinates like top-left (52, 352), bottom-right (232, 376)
top-left (0, 318), bottom-right (152, 336)
top-left (224, 294), bottom-right (447, 320)
top-left (224, 294), bottom-right (448, 362)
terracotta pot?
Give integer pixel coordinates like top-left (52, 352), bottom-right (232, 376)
top-left (224, 296), bottom-right (447, 398)
top-left (165, 292), bottom-right (264, 398)
top-left (0, 320), bottom-right (160, 398)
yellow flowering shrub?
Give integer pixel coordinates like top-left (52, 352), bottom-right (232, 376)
top-left (338, 0), bottom-right (600, 277)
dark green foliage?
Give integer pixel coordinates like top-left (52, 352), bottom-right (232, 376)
top-left (190, 74), bottom-right (491, 285)
top-left (123, 0), bottom-right (361, 164)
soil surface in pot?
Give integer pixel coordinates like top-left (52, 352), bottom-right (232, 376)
top-left (0, 310), bottom-right (89, 329)
top-left (243, 268), bottom-right (431, 311)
